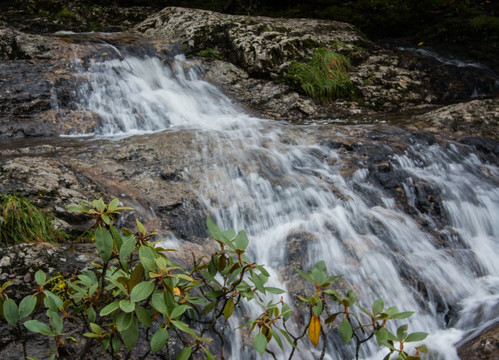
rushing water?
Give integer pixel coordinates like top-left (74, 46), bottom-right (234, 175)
top-left (71, 51), bottom-right (498, 359)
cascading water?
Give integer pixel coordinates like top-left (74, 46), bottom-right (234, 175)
top-left (71, 48), bottom-right (498, 359)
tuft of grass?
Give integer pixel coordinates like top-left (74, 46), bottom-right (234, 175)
top-left (0, 194), bottom-right (66, 244)
top-left (286, 48), bottom-right (356, 103)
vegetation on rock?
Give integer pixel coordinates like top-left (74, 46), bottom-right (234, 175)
top-left (0, 197), bottom-right (427, 359)
top-left (0, 194), bottom-right (66, 245)
top-left (286, 48), bottom-right (355, 103)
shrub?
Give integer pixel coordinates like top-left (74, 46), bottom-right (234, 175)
top-left (0, 198), bottom-right (427, 359)
top-left (0, 194), bottom-right (66, 244)
top-left (286, 48), bottom-right (356, 103)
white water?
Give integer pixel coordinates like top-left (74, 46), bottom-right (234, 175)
top-left (73, 53), bottom-right (499, 359)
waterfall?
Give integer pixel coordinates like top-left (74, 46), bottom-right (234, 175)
top-left (72, 51), bottom-right (498, 359)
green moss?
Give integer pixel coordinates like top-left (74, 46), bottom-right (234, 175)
top-left (196, 48), bottom-right (224, 60)
top-left (285, 48), bottom-right (356, 103)
top-left (55, 7), bottom-right (75, 21)
top-left (0, 194), bottom-right (67, 244)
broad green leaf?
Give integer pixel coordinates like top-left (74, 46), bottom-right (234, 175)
top-left (339, 318), bottom-right (353, 343)
top-left (397, 324), bottom-right (408, 341)
top-left (375, 327), bottom-right (388, 346)
top-left (139, 246), bottom-right (157, 273)
top-left (121, 317), bottom-right (139, 351)
top-left (235, 230), bottom-right (249, 250)
top-left (100, 301), bottom-right (120, 316)
top-left (102, 336), bottom-right (111, 351)
top-left (119, 235), bottom-right (136, 271)
top-left (265, 287), bottom-right (285, 295)
top-left (108, 198), bottom-right (120, 210)
top-left (150, 328), bottom-right (169, 353)
top-left (43, 290), bottom-right (63, 312)
top-left (253, 332), bottom-right (267, 355)
top-left (24, 319), bottom-right (54, 336)
top-left (130, 281), bottom-right (155, 303)
top-left (90, 322), bottom-right (102, 335)
top-left (223, 297), bottom-right (235, 319)
top-left (251, 273), bottom-right (266, 294)
top-left (3, 299), bottom-right (19, 326)
top-left (48, 310), bottom-right (63, 334)
top-left (176, 347), bottom-right (192, 360)
top-left (390, 311), bottom-right (414, 319)
top-left (93, 198), bottom-right (106, 212)
top-left (201, 301), bottom-right (217, 316)
top-left (308, 315), bottom-right (321, 347)
top-left (281, 303), bottom-right (292, 321)
top-left (151, 292), bottom-right (169, 315)
top-left (279, 328), bottom-right (296, 347)
top-left (137, 220), bottom-right (146, 234)
top-left (372, 298), bottom-right (384, 315)
top-left (119, 299), bottom-right (136, 313)
top-left (110, 225), bottom-right (123, 250)
top-left (95, 226), bottom-right (113, 262)
top-left (135, 306), bottom-right (152, 327)
top-left (170, 304), bottom-right (190, 320)
top-left (312, 302), bottom-right (323, 317)
top-left (116, 312), bottom-right (133, 332)
top-left (171, 320), bottom-right (197, 337)
top-left (19, 296), bottom-right (36, 319)
top-left (35, 270), bottom-right (46, 286)
top-left (102, 214), bottom-right (111, 225)
top-left (294, 267), bottom-right (314, 283)
top-left (405, 332), bottom-right (428, 343)
top-left (112, 336), bottom-right (121, 353)
top-left (87, 306), bottom-right (96, 323)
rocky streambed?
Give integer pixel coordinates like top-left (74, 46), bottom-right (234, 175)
top-left (1, 6), bottom-right (498, 360)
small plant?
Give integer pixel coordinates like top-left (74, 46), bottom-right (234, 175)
top-left (286, 48), bottom-right (356, 102)
top-left (0, 194), bottom-right (66, 244)
top-left (0, 198), bottom-right (427, 359)
top-left (196, 48), bottom-right (224, 60)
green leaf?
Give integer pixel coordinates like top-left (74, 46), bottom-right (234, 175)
top-left (170, 304), bottom-right (190, 320)
top-left (3, 299), bottom-right (19, 326)
top-left (108, 198), bottom-right (120, 210)
top-left (279, 328), bottom-right (296, 347)
top-left (43, 290), bottom-right (63, 312)
top-left (130, 281), bottom-right (155, 303)
top-left (112, 336), bottom-right (121, 353)
top-left (93, 198), bottom-right (106, 212)
top-left (19, 296), bottom-right (36, 319)
top-left (137, 220), bottom-right (146, 234)
top-left (270, 328), bottom-right (283, 350)
top-left (203, 348), bottom-right (215, 360)
top-left (95, 226), bottom-right (113, 262)
top-left (234, 230), bottom-right (249, 250)
top-left (201, 301), bottom-right (217, 316)
top-left (397, 324), bottom-right (408, 341)
top-left (281, 303), bottom-right (292, 321)
top-left (313, 302), bottom-right (323, 317)
top-left (100, 301), bottom-right (120, 316)
top-left (223, 297), bottom-right (235, 319)
top-left (265, 287), bottom-right (285, 295)
top-left (35, 270), bottom-right (46, 286)
top-left (375, 327), bottom-right (388, 346)
top-left (372, 298), bottom-right (384, 315)
top-left (176, 347), bottom-right (192, 360)
top-left (116, 311), bottom-right (133, 332)
top-left (139, 246), bottom-right (157, 273)
top-left (253, 332), bottom-right (267, 355)
top-left (102, 336), bottom-right (111, 351)
top-left (121, 317), bottom-right (138, 351)
top-left (47, 310), bottom-right (63, 334)
top-left (87, 306), bottom-right (96, 323)
top-left (90, 322), bottom-right (102, 335)
top-left (251, 273), bottom-right (267, 294)
top-left (390, 311), bottom-right (414, 319)
top-left (135, 306), bottom-right (152, 327)
top-left (24, 319), bottom-right (54, 336)
top-left (150, 328), bottom-right (169, 353)
top-left (151, 292), bottom-right (169, 315)
top-left (171, 320), bottom-right (197, 337)
top-left (405, 332), bottom-right (428, 343)
top-left (119, 299), bottom-right (136, 313)
top-left (294, 267), bottom-right (314, 283)
top-left (102, 213), bottom-right (111, 225)
top-left (339, 318), bottom-right (353, 343)
top-left (119, 235), bottom-right (136, 271)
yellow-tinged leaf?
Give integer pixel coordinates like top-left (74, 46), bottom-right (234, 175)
top-left (173, 287), bottom-right (181, 297)
top-left (308, 315), bottom-right (321, 347)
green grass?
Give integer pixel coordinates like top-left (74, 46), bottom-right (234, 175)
top-left (286, 48), bottom-right (355, 103)
top-left (0, 194), bottom-right (66, 244)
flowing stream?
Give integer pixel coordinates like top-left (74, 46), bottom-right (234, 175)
top-left (69, 47), bottom-right (498, 359)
